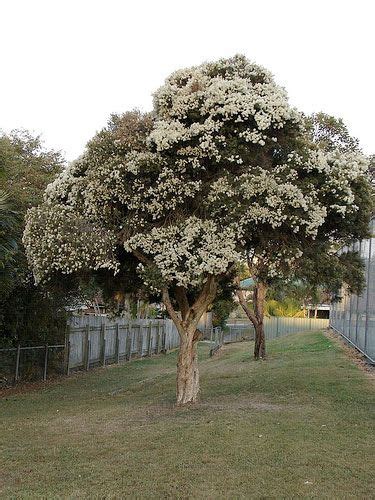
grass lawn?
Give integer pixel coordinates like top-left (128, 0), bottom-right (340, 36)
top-left (1, 331), bottom-right (374, 498)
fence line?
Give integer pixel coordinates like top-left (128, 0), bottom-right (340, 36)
top-left (0, 319), bottom-right (180, 386)
top-left (1, 316), bottom-right (330, 384)
top-left (263, 317), bottom-right (329, 339)
top-left (330, 221), bottom-right (375, 364)
top-left (210, 317), bottom-right (329, 355)
top-left (67, 319), bottom-right (180, 371)
top-left (0, 344), bottom-right (66, 385)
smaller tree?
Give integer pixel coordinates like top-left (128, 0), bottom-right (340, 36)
top-left (236, 113), bottom-right (372, 359)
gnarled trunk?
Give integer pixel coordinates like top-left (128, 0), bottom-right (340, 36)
top-left (161, 277), bottom-right (217, 406)
top-left (176, 335), bottom-right (199, 405)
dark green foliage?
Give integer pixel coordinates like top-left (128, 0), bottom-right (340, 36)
top-left (0, 130), bottom-right (70, 345)
top-left (299, 247), bottom-right (365, 296)
top-left (0, 190), bottom-right (18, 272)
top-left (211, 272), bottom-right (238, 328)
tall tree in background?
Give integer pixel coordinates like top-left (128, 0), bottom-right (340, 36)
top-left (0, 189), bottom-right (17, 276)
top-left (24, 56), bottom-right (371, 404)
top-left (0, 130), bottom-right (68, 344)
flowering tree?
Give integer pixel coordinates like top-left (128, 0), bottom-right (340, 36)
top-left (236, 112), bottom-right (372, 359)
top-left (24, 56), bottom-right (371, 404)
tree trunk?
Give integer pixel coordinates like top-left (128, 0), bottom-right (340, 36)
top-left (236, 279), bottom-right (267, 360)
top-left (253, 282), bottom-right (267, 359)
top-left (254, 322), bottom-right (265, 360)
top-left (176, 335), bottom-right (199, 405)
top-left (161, 277), bottom-right (217, 406)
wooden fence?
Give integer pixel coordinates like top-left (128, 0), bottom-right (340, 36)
top-left (0, 319), bottom-right (180, 385)
top-left (67, 319), bottom-right (180, 372)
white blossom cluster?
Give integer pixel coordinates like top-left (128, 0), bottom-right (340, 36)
top-left (149, 54), bottom-right (302, 166)
top-left (23, 55), bottom-right (370, 287)
top-left (207, 165), bottom-right (328, 237)
top-left (23, 204), bottom-right (118, 283)
top-left (124, 217), bottom-right (240, 287)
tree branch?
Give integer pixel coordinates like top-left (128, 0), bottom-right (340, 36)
top-left (189, 275), bottom-right (217, 326)
top-left (175, 286), bottom-right (190, 321)
top-left (162, 287), bottom-right (185, 338)
top-left (235, 276), bottom-right (259, 327)
top-left (132, 249), bottom-right (153, 266)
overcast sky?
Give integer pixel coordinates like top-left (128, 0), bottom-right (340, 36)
top-left (1, 0), bottom-right (374, 161)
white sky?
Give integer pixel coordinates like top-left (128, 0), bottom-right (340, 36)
top-left (1, 0), bottom-right (374, 161)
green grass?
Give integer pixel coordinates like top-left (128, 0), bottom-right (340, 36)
top-left (1, 331), bottom-right (374, 498)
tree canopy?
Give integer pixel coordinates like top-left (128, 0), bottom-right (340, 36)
top-left (24, 55), bottom-right (372, 403)
top-left (0, 130), bottom-right (68, 345)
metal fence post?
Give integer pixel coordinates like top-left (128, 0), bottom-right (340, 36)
top-left (14, 344), bottom-right (21, 382)
top-left (43, 344), bottom-right (49, 381)
top-left (364, 237), bottom-right (372, 355)
top-left (355, 241), bottom-right (362, 344)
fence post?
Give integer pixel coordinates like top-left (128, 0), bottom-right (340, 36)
top-left (126, 327), bottom-right (132, 361)
top-left (43, 344), bottom-right (49, 381)
top-left (66, 341), bottom-right (71, 375)
top-left (86, 339), bottom-right (91, 371)
top-left (364, 237), bottom-right (372, 355)
top-left (14, 344), bottom-right (21, 382)
top-left (161, 321), bottom-right (167, 353)
top-left (156, 321), bottom-right (161, 354)
top-left (276, 317), bottom-right (279, 337)
top-left (101, 324), bottom-right (106, 366)
top-left (85, 324), bottom-right (90, 371)
top-left (355, 241), bottom-right (362, 344)
top-left (115, 323), bottom-right (120, 364)
top-left (65, 326), bottom-right (71, 375)
top-left (147, 322), bottom-right (152, 356)
top-left (137, 325), bottom-right (143, 357)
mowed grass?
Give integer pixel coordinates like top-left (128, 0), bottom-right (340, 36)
top-left (1, 331), bottom-right (374, 499)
